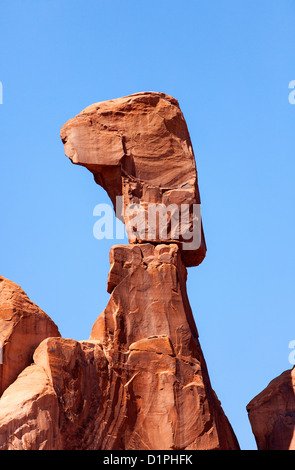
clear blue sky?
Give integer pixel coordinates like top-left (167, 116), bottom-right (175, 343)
top-left (0, 0), bottom-right (294, 450)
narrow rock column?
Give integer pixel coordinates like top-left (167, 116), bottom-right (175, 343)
top-left (89, 243), bottom-right (239, 450)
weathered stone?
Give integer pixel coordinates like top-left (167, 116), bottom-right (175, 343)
top-left (0, 337), bottom-right (110, 450)
top-left (0, 275), bottom-right (61, 396)
top-left (60, 92), bottom-right (206, 267)
top-left (247, 367), bottom-right (295, 450)
top-left (91, 243), bottom-right (199, 358)
top-left (0, 364), bottom-right (61, 450)
top-left (33, 337), bottom-right (109, 450)
top-left (0, 246), bottom-right (239, 450)
top-left (90, 243), bottom-right (239, 450)
top-left (0, 92), bottom-right (241, 451)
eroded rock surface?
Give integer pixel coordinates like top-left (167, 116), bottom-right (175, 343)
top-left (247, 367), bottom-right (295, 450)
top-left (90, 243), bottom-right (239, 450)
top-left (0, 92), bottom-right (240, 450)
top-left (0, 247), bottom-right (239, 450)
top-left (0, 364), bottom-right (60, 450)
top-left (0, 275), bottom-right (60, 396)
top-left (60, 92), bottom-right (206, 267)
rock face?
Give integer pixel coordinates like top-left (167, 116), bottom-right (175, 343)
top-left (0, 92), bottom-right (240, 450)
top-left (0, 363), bottom-right (60, 450)
top-left (89, 243), bottom-right (239, 450)
top-left (247, 367), bottom-right (295, 450)
top-left (60, 92), bottom-right (206, 267)
top-left (0, 275), bottom-right (60, 396)
top-left (0, 248), bottom-right (239, 450)
top-left (90, 243), bottom-right (198, 352)
top-left (0, 337), bottom-right (109, 450)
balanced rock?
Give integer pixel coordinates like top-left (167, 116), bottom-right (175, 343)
top-left (0, 247), bottom-right (239, 450)
top-left (0, 92), bottom-right (239, 450)
top-left (0, 275), bottom-right (60, 396)
top-left (60, 92), bottom-right (206, 267)
top-left (247, 367), bottom-right (295, 450)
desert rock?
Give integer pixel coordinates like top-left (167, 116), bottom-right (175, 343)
top-left (90, 243), bottom-right (239, 450)
top-left (0, 364), bottom-right (60, 450)
top-left (60, 92), bottom-right (206, 267)
top-left (0, 92), bottom-right (240, 450)
top-left (247, 367), bottom-right (295, 450)
top-left (0, 247), bottom-right (239, 450)
top-left (0, 275), bottom-right (60, 396)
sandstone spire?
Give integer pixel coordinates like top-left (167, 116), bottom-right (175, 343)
top-left (0, 92), bottom-right (239, 450)
top-left (247, 367), bottom-right (295, 450)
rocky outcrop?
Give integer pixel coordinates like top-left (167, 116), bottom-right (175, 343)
top-left (0, 363), bottom-right (60, 450)
top-left (90, 243), bottom-right (199, 352)
top-left (0, 92), bottom-right (240, 450)
top-left (0, 275), bottom-right (60, 396)
top-left (0, 337), bottom-right (109, 450)
top-left (247, 367), bottom-right (295, 450)
top-left (89, 243), bottom-right (239, 450)
top-left (0, 247), bottom-right (239, 450)
top-left (60, 92), bottom-right (206, 267)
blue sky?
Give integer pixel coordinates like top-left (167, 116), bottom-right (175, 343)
top-left (0, 0), bottom-right (294, 450)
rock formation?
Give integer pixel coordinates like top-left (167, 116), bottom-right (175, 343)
top-left (0, 275), bottom-right (60, 396)
top-left (0, 92), bottom-right (240, 450)
top-left (247, 367), bottom-right (295, 450)
top-left (89, 243), bottom-right (239, 449)
top-left (60, 92), bottom-right (206, 267)
top-left (0, 247), bottom-right (239, 450)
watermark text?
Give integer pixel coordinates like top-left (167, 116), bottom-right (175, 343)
top-left (289, 80), bottom-right (295, 105)
top-left (289, 340), bottom-right (295, 365)
top-left (93, 196), bottom-right (202, 250)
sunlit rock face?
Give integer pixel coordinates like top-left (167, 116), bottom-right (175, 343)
top-left (0, 92), bottom-right (240, 450)
top-left (247, 367), bottom-right (295, 450)
top-left (60, 92), bottom-right (206, 267)
top-left (0, 275), bottom-right (60, 397)
top-left (0, 247), bottom-right (239, 450)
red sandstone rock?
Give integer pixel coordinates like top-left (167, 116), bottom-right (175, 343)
top-left (60, 92), bottom-right (206, 267)
top-left (90, 243), bottom-right (239, 450)
top-left (247, 367), bottom-right (295, 450)
top-left (0, 364), bottom-right (60, 450)
top-left (0, 337), bottom-right (109, 450)
top-left (0, 275), bottom-right (61, 396)
top-left (91, 243), bottom-right (199, 355)
top-left (0, 93), bottom-right (240, 450)
top-left (33, 337), bottom-right (109, 450)
top-left (0, 246), bottom-right (239, 450)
